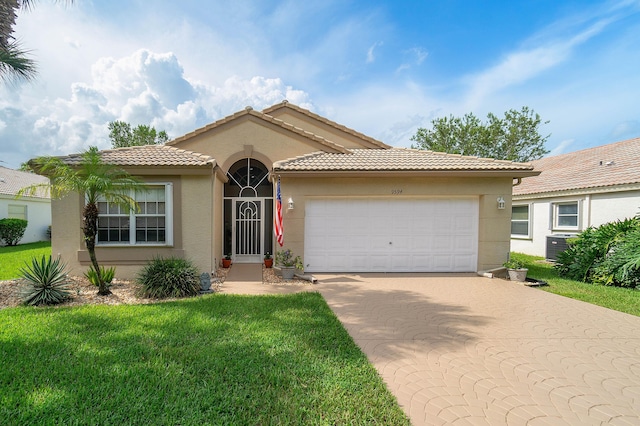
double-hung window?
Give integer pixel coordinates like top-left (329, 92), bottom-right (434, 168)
top-left (553, 201), bottom-right (579, 231)
top-left (97, 184), bottom-right (173, 246)
top-left (511, 204), bottom-right (531, 238)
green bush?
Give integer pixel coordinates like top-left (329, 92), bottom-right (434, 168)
top-left (19, 255), bottom-right (71, 306)
top-left (137, 256), bottom-right (200, 298)
top-left (0, 218), bottom-right (28, 246)
top-left (592, 228), bottom-right (640, 288)
top-left (555, 217), bottom-right (640, 285)
top-left (84, 266), bottom-right (116, 288)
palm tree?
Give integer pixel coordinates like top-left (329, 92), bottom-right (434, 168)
top-left (1, 0), bottom-right (73, 82)
top-left (20, 146), bottom-right (144, 295)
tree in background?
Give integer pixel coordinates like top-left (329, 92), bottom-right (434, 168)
top-left (411, 107), bottom-right (550, 163)
top-left (0, 0), bottom-right (73, 82)
top-left (108, 121), bottom-right (169, 148)
top-left (19, 147), bottom-right (144, 295)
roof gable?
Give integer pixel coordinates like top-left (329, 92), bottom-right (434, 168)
top-left (262, 101), bottom-right (391, 149)
top-left (514, 137), bottom-right (640, 196)
top-left (167, 105), bottom-right (351, 154)
top-left (0, 166), bottom-right (49, 198)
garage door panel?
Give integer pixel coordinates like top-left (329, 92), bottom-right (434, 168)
top-left (432, 235), bottom-right (453, 251)
top-left (305, 198), bottom-right (478, 273)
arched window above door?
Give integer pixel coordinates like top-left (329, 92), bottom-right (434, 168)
top-left (224, 158), bottom-right (272, 197)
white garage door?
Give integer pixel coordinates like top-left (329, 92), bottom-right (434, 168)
top-left (304, 198), bottom-right (478, 273)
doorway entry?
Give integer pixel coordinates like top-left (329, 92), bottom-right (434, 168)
top-left (224, 158), bottom-right (273, 263)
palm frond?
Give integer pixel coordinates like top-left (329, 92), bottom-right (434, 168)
top-left (0, 41), bottom-right (37, 82)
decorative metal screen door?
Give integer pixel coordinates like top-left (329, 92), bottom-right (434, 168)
top-left (233, 199), bottom-right (263, 263)
top-left (224, 158), bottom-right (273, 263)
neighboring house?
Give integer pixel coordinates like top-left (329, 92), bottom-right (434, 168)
top-left (50, 102), bottom-right (538, 279)
top-left (0, 166), bottom-right (51, 244)
top-left (511, 137), bottom-right (640, 258)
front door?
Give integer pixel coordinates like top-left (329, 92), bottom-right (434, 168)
top-left (233, 198), bottom-right (264, 263)
top-left (224, 158), bottom-right (274, 263)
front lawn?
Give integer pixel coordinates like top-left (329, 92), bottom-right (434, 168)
top-left (0, 241), bottom-right (51, 280)
top-left (511, 252), bottom-right (640, 317)
top-left (0, 293), bottom-right (410, 425)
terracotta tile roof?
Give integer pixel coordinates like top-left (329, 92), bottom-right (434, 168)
top-left (262, 101), bottom-right (391, 149)
top-left (59, 145), bottom-right (216, 167)
top-left (273, 148), bottom-right (537, 173)
top-left (0, 166), bottom-right (50, 199)
top-left (168, 106), bottom-right (351, 154)
top-left (514, 137), bottom-right (640, 196)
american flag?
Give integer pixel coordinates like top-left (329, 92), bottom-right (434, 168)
top-left (274, 176), bottom-right (284, 246)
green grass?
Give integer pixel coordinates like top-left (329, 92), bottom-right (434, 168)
top-left (0, 241), bottom-right (51, 280)
top-left (0, 293), bottom-right (410, 425)
top-left (511, 252), bottom-right (640, 316)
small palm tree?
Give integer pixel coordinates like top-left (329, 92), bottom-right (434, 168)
top-left (19, 146), bottom-right (144, 295)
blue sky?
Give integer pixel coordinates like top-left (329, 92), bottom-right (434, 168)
top-left (1, 0), bottom-right (639, 169)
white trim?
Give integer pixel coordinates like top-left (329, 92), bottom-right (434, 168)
top-left (96, 182), bottom-right (173, 247)
top-left (510, 203), bottom-right (531, 239)
top-left (552, 200), bottom-right (580, 231)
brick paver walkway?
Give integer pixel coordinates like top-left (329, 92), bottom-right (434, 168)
top-left (312, 274), bottom-right (640, 425)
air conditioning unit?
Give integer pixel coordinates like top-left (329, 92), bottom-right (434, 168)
top-left (546, 235), bottom-right (576, 261)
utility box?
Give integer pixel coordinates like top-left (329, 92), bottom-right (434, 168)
top-left (546, 235), bottom-right (575, 261)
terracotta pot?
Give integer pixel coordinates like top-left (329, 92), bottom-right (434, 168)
top-left (264, 258), bottom-right (273, 268)
top-left (222, 258), bottom-right (231, 268)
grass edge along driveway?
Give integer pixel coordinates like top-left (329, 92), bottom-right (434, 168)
top-left (0, 292), bottom-right (410, 425)
top-left (511, 252), bottom-right (640, 317)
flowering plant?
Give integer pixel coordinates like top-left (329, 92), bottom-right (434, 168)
top-left (275, 249), bottom-right (303, 270)
top-left (264, 252), bottom-right (271, 259)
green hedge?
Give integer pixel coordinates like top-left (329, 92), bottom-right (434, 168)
top-left (0, 218), bottom-right (28, 246)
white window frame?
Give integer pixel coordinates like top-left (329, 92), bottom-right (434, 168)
top-left (552, 201), bottom-right (580, 231)
top-left (511, 203), bottom-right (531, 239)
top-left (95, 183), bottom-right (173, 247)
top-left (8, 204), bottom-right (27, 220)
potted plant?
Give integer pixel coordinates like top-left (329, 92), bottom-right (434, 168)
top-left (264, 252), bottom-right (273, 268)
top-left (275, 249), bottom-right (303, 280)
top-left (222, 253), bottom-right (232, 268)
top-left (504, 259), bottom-right (528, 282)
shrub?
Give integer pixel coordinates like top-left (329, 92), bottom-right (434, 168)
top-left (503, 259), bottom-right (525, 269)
top-left (0, 218), bottom-right (28, 246)
top-left (137, 256), bottom-right (200, 298)
top-left (84, 266), bottom-right (116, 288)
top-left (555, 217), bottom-right (640, 283)
top-left (19, 255), bottom-right (71, 306)
top-left (592, 228), bottom-right (640, 288)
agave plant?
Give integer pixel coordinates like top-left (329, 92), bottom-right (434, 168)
top-left (19, 255), bottom-right (71, 306)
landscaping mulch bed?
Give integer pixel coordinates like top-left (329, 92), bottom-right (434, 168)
top-left (0, 266), bottom-right (312, 309)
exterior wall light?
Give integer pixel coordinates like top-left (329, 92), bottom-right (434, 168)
top-left (288, 198), bottom-right (294, 210)
top-left (497, 196), bottom-right (505, 210)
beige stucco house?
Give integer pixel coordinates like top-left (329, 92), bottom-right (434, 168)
top-left (51, 102), bottom-right (538, 278)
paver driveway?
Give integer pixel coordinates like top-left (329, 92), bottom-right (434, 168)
top-left (313, 274), bottom-right (640, 425)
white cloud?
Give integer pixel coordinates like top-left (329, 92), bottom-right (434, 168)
top-left (367, 41), bottom-right (383, 63)
top-left (0, 49), bottom-right (315, 168)
top-left (396, 47), bottom-right (428, 73)
top-left (463, 17), bottom-right (616, 109)
top-left (548, 139), bottom-right (575, 157)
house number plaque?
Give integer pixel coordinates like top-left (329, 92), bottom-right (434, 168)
top-left (391, 189), bottom-right (403, 195)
